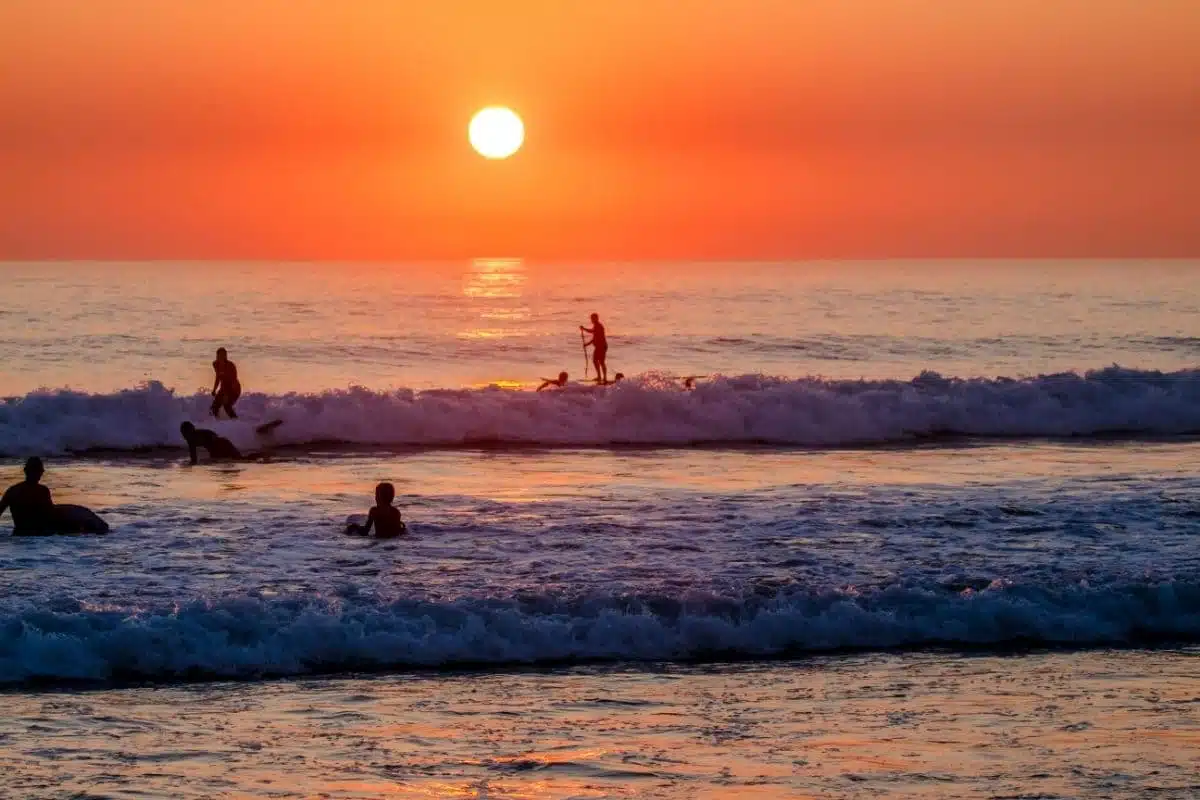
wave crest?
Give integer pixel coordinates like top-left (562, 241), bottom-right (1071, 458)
top-left (1, 366), bottom-right (1198, 455)
top-left (4, 579), bottom-right (1198, 685)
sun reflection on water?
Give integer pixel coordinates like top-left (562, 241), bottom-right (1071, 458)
top-left (459, 258), bottom-right (533, 343)
top-left (462, 258), bottom-right (527, 300)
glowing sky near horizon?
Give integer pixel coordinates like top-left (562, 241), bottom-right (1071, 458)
top-left (1, 0), bottom-right (1197, 260)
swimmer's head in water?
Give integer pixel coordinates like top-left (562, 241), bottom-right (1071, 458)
top-left (613, 373), bottom-right (625, 382)
top-left (558, 371), bottom-right (568, 383)
top-left (180, 421), bottom-right (196, 437)
top-left (215, 347), bottom-right (228, 361)
top-left (590, 313), bottom-right (599, 323)
top-left (23, 456), bottom-right (44, 481)
top-left (375, 482), bottom-right (396, 505)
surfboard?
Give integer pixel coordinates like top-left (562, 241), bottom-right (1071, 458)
top-left (255, 419), bottom-right (284, 435)
top-left (343, 513), bottom-right (407, 537)
top-left (50, 504), bottom-right (109, 535)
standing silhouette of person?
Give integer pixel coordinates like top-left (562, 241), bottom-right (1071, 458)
top-left (579, 313), bottom-right (608, 385)
top-left (211, 347), bottom-right (241, 419)
top-left (0, 457), bottom-right (55, 535)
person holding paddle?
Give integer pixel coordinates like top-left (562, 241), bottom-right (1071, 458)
top-left (579, 313), bottom-right (608, 385)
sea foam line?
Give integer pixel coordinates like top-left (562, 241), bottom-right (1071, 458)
top-left (1, 366), bottom-right (1198, 455)
top-left (3, 579), bottom-right (1197, 685)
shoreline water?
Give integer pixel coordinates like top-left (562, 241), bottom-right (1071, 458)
top-left (5, 651), bottom-right (1198, 798)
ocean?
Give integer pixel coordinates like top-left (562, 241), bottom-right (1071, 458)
top-left (1, 260), bottom-right (1197, 798)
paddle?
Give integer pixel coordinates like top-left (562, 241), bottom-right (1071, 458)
top-left (581, 328), bottom-right (589, 380)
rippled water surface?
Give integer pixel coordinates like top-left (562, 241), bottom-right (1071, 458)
top-left (3, 260), bottom-right (1198, 394)
top-left (5, 652), bottom-right (1198, 798)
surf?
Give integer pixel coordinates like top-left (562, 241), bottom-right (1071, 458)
top-left (0, 366), bottom-right (1198, 456)
top-left (2, 577), bottom-right (1197, 686)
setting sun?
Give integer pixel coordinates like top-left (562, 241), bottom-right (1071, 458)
top-left (468, 107), bottom-right (524, 160)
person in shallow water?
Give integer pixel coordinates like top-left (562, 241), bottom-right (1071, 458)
top-left (0, 457), bottom-right (55, 535)
top-left (579, 313), bottom-right (608, 385)
top-left (211, 347), bottom-right (241, 419)
top-left (537, 371), bottom-right (569, 392)
top-left (180, 421), bottom-right (242, 464)
top-left (346, 482), bottom-right (407, 539)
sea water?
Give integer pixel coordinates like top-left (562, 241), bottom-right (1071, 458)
top-left (0, 260), bottom-right (1197, 798)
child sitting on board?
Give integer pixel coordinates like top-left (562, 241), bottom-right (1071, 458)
top-left (346, 482), bottom-right (407, 539)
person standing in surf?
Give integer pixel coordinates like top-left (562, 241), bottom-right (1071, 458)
top-left (0, 457), bottom-right (55, 535)
top-left (211, 347), bottom-right (241, 418)
top-left (579, 313), bottom-right (608, 385)
top-left (346, 482), bottom-right (407, 539)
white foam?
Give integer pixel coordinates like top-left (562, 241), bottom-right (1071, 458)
top-left (2, 580), bottom-right (1197, 685)
top-left (1, 366), bottom-right (1198, 455)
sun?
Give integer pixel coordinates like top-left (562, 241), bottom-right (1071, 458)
top-left (469, 107), bottom-right (524, 159)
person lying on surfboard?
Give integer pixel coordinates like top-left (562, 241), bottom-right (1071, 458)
top-left (211, 347), bottom-right (241, 419)
top-left (180, 421), bottom-right (242, 464)
top-left (180, 419), bottom-right (283, 464)
top-left (346, 482), bottom-right (407, 539)
top-left (537, 371), bottom-right (569, 392)
top-left (0, 457), bottom-right (55, 535)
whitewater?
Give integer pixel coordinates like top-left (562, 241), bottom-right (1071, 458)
top-left (3, 367), bottom-right (1199, 456)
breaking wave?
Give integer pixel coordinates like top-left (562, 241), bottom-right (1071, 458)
top-left (3, 579), bottom-right (1198, 686)
top-left (1, 366), bottom-right (1198, 456)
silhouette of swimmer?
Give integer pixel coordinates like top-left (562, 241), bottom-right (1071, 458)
top-left (346, 482), bottom-right (407, 539)
top-left (537, 371), bottom-right (569, 392)
top-left (0, 457), bottom-right (55, 535)
top-left (211, 347), bottom-right (241, 419)
top-left (180, 421), bottom-right (242, 464)
top-left (579, 313), bottom-right (608, 385)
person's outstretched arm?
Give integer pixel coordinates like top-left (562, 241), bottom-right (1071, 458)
top-left (187, 441), bottom-right (199, 465)
top-left (362, 508), bottom-right (376, 536)
top-left (0, 489), bottom-right (9, 520)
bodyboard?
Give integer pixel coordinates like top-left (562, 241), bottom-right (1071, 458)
top-left (51, 504), bottom-right (110, 535)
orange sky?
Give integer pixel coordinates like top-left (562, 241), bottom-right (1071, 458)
top-left (2, 0), bottom-right (1198, 260)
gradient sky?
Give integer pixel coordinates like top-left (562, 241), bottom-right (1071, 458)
top-left (2, 0), bottom-right (1198, 260)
